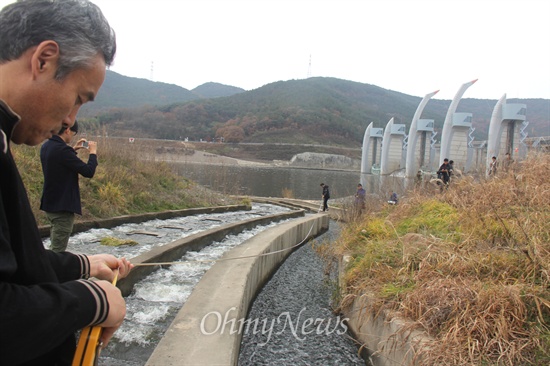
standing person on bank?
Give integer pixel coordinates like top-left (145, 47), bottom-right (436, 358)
top-left (41, 120), bottom-right (98, 252)
top-left (355, 183), bottom-right (366, 213)
top-left (320, 183), bottom-right (330, 212)
top-left (0, 1), bottom-right (133, 364)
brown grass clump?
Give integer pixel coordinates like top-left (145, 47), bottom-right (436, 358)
top-left (402, 278), bottom-right (539, 365)
top-left (329, 152), bottom-right (550, 365)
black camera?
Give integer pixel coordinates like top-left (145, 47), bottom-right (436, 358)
top-left (82, 141), bottom-right (89, 148)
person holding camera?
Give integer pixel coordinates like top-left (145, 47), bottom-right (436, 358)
top-left (40, 120), bottom-right (98, 252)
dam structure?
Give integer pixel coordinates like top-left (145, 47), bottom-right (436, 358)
top-left (360, 80), bottom-right (531, 195)
top-left (439, 79), bottom-right (477, 173)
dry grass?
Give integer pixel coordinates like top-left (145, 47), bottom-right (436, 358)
top-left (328, 152), bottom-right (550, 365)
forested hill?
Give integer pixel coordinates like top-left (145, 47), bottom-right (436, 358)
top-left (78, 71), bottom-right (246, 116)
top-left (192, 82), bottom-right (246, 99)
top-left (82, 75), bottom-right (549, 145)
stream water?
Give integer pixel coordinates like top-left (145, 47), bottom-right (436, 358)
top-left (238, 221), bottom-right (367, 365)
top-left (43, 203), bottom-right (291, 257)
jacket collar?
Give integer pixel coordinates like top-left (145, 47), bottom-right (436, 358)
top-left (0, 99), bottom-right (21, 154)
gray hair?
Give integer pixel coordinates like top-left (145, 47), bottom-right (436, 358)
top-left (0, 0), bottom-right (116, 79)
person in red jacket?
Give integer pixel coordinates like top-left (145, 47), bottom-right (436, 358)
top-left (40, 120), bottom-right (99, 252)
top-left (0, 1), bottom-right (133, 364)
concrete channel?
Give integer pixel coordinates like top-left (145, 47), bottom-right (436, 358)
top-left (116, 208), bottom-right (311, 297)
top-left (145, 214), bottom-right (330, 365)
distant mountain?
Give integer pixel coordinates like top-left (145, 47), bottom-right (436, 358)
top-left (79, 71), bottom-right (245, 117)
top-left (192, 82), bottom-right (245, 98)
top-left (82, 75), bottom-right (549, 145)
top-left (78, 71), bottom-right (198, 116)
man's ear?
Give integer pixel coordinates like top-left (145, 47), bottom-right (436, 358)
top-left (30, 40), bottom-right (60, 79)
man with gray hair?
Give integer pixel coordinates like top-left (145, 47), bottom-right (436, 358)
top-left (0, 1), bottom-right (132, 364)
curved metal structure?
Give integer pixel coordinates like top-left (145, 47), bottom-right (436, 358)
top-left (360, 122), bottom-right (373, 187)
top-left (439, 79), bottom-right (477, 168)
top-left (486, 94), bottom-right (506, 172)
top-left (405, 90), bottom-right (439, 178)
top-left (380, 118), bottom-right (394, 175)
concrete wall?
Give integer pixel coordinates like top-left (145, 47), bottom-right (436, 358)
top-left (343, 295), bottom-right (430, 366)
top-left (289, 152), bottom-right (360, 170)
top-left (448, 128), bottom-right (469, 171)
top-left (387, 138), bottom-right (404, 172)
top-left (414, 132), bottom-right (432, 170)
top-left (145, 214), bottom-right (329, 365)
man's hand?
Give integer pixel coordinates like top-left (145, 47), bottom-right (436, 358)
top-left (88, 254), bottom-right (133, 281)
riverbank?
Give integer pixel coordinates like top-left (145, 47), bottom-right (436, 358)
top-left (147, 142), bottom-right (361, 171)
top-left (328, 152), bottom-right (550, 365)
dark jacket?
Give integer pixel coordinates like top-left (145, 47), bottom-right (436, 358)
top-left (0, 102), bottom-right (107, 365)
top-left (322, 185), bottom-right (330, 199)
top-left (438, 162), bottom-right (451, 180)
top-left (40, 135), bottom-right (97, 215)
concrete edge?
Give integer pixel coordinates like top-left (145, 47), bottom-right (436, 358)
top-left (242, 196), bottom-right (347, 222)
top-left (37, 204), bottom-right (250, 238)
top-left (343, 296), bottom-right (432, 366)
top-left (145, 213), bottom-right (330, 366)
top-left (117, 209), bottom-right (305, 297)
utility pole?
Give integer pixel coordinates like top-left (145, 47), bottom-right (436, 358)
top-left (307, 54), bottom-right (312, 79)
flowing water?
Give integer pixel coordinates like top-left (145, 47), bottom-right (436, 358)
top-left (238, 222), bottom-right (367, 366)
top-left (43, 203), bottom-right (291, 257)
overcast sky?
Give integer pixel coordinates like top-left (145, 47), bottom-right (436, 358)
top-left (2, 0), bottom-right (549, 100)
